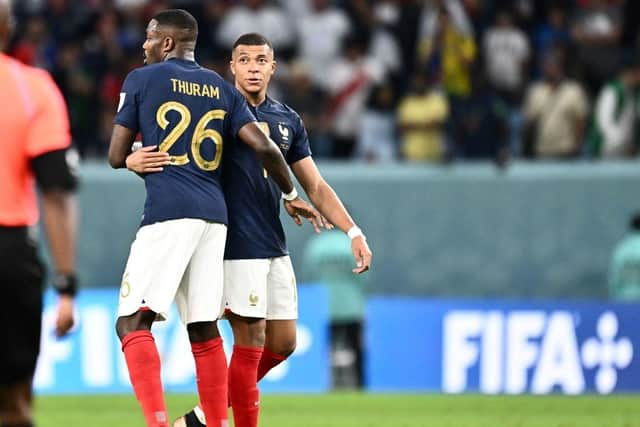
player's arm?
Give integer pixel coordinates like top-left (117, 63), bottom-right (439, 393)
top-left (108, 124), bottom-right (137, 169)
top-left (238, 122), bottom-right (323, 230)
top-left (238, 121), bottom-right (294, 193)
top-left (125, 145), bottom-right (171, 175)
top-left (291, 157), bottom-right (372, 273)
top-left (27, 69), bottom-right (79, 336)
top-left (33, 149), bottom-right (79, 335)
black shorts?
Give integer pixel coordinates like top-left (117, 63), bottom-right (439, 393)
top-left (0, 226), bottom-right (44, 385)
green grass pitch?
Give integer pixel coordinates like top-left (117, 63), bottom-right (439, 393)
top-left (35, 393), bottom-right (640, 427)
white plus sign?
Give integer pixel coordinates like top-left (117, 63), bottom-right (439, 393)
top-left (581, 311), bottom-right (633, 394)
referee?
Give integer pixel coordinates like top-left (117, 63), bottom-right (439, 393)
top-left (0, 1), bottom-right (78, 426)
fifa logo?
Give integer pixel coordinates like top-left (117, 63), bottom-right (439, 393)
top-left (443, 310), bottom-right (634, 394)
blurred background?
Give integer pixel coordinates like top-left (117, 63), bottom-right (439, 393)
top-left (13, 0), bottom-right (640, 397)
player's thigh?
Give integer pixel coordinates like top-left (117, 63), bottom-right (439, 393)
top-left (222, 258), bottom-right (270, 319)
top-left (175, 222), bottom-right (227, 325)
top-left (0, 228), bottom-right (44, 385)
top-left (266, 256), bottom-right (298, 320)
top-left (118, 219), bottom-right (205, 320)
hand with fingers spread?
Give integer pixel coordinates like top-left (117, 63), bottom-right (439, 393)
top-left (284, 197), bottom-right (331, 233)
top-left (125, 145), bottom-right (171, 174)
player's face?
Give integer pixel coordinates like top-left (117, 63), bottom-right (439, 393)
top-left (142, 19), bottom-right (164, 65)
top-left (231, 44), bottom-right (276, 96)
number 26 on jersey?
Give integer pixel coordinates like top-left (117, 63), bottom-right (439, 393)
top-left (156, 101), bottom-right (225, 171)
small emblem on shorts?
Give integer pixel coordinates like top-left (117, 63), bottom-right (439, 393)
top-left (120, 273), bottom-right (131, 298)
top-left (249, 291), bottom-right (259, 306)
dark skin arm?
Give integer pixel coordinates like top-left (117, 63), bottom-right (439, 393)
top-left (108, 124), bottom-right (137, 169)
top-left (41, 190), bottom-right (77, 336)
top-left (237, 121), bottom-right (294, 193)
top-left (238, 122), bottom-right (324, 231)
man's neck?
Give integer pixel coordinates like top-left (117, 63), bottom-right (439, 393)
top-left (238, 86), bottom-right (267, 107)
top-left (164, 49), bottom-right (195, 62)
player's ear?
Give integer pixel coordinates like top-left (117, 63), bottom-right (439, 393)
top-left (162, 36), bottom-right (175, 53)
top-left (230, 60), bottom-right (236, 76)
top-left (271, 60), bottom-right (276, 74)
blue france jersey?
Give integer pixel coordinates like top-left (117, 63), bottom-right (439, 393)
top-left (223, 96), bottom-right (311, 259)
top-left (114, 58), bottom-right (255, 226)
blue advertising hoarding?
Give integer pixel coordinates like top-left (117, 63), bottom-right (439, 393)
top-left (35, 285), bottom-right (329, 395)
top-left (366, 298), bottom-right (640, 394)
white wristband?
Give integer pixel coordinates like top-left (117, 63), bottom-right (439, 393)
top-left (282, 187), bottom-right (298, 201)
top-left (347, 225), bottom-right (365, 240)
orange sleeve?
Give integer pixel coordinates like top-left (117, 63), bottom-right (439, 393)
top-left (25, 69), bottom-right (72, 158)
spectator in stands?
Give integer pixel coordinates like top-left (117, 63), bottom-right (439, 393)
top-left (356, 78), bottom-right (398, 162)
top-left (453, 72), bottom-right (508, 163)
top-left (197, 0), bottom-right (231, 65)
top-left (418, 6), bottom-right (476, 100)
top-left (609, 213), bottom-right (640, 300)
top-left (281, 61), bottom-right (331, 157)
top-left (50, 40), bottom-right (100, 156)
top-left (587, 54), bottom-right (640, 158)
top-left (533, 6), bottom-right (569, 77)
top-left (397, 71), bottom-right (448, 162)
top-left (418, 0), bottom-right (474, 40)
top-left (10, 15), bottom-right (50, 67)
top-left (296, 0), bottom-right (352, 88)
top-left (216, 0), bottom-right (295, 59)
top-left (418, 6), bottom-right (476, 157)
top-left (522, 52), bottom-right (589, 159)
top-left (323, 35), bottom-right (385, 159)
top-left (570, 0), bottom-right (623, 96)
top-left (483, 9), bottom-right (530, 104)
top-left (483, 9), bottom-right (529, 156)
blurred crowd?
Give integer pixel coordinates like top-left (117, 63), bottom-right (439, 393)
top-left (8, 0), bottom-right (640, 162)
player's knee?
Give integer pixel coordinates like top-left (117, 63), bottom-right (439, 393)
top-left (115, 312), bottom-right (153, 341)
top-left (187, 321), bottom-right (219, 342)
top-left (271, 336), bottom-right (296, 358)
top-left (247, 323), bottom-right (266, 348)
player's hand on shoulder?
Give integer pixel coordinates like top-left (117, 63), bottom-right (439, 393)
top-left (283, 197), bottom-right (330, 233)
top-left (126, 145), bottom-right (171, 174)
top-left (351, 235), bottom-right (372, 275)
top-left (55, 294), bottom-right (75, 337)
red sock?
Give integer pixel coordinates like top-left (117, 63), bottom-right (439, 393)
top-left (256, 348), bottom-right (287, 382)
top-left (121, 330), bottom-right (168, 427)
top-left (191, 338), bottom-right (228, 427)
top-left (229, 345), bottom-right (263, 427)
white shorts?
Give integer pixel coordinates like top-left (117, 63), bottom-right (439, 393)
top-left (223, 256), bottom-right (298, 320)
top-left (118, 218), bottom-right (226, 324)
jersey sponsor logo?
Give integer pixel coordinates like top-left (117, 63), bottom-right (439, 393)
top-left (443, 310), bottom-right (634, 394)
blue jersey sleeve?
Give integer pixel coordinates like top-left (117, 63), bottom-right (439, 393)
top-left (286, 115), bottom-right (312, 164)
top-left (228, 85), bottom-right (256, 137)
top-left (114, 69), bottom-right (144, 132)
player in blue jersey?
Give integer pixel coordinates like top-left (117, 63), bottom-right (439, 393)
top-left (153, 33), bottom-right (371, 427)
top-left (107, 12), bottom-right (320, 427)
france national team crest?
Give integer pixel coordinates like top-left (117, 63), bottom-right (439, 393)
top-left (278, 122), bottom-right (290, 150)
top-left (366, 299), bottom-right (640, 394)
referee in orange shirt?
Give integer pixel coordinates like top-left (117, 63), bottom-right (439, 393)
top-left (0, 1), bottom-right (78, 426)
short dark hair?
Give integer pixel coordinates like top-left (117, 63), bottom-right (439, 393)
top-left (153, 9), bottom-right (198, 43)
top-left (232, 33), bottom-right (273, 52)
